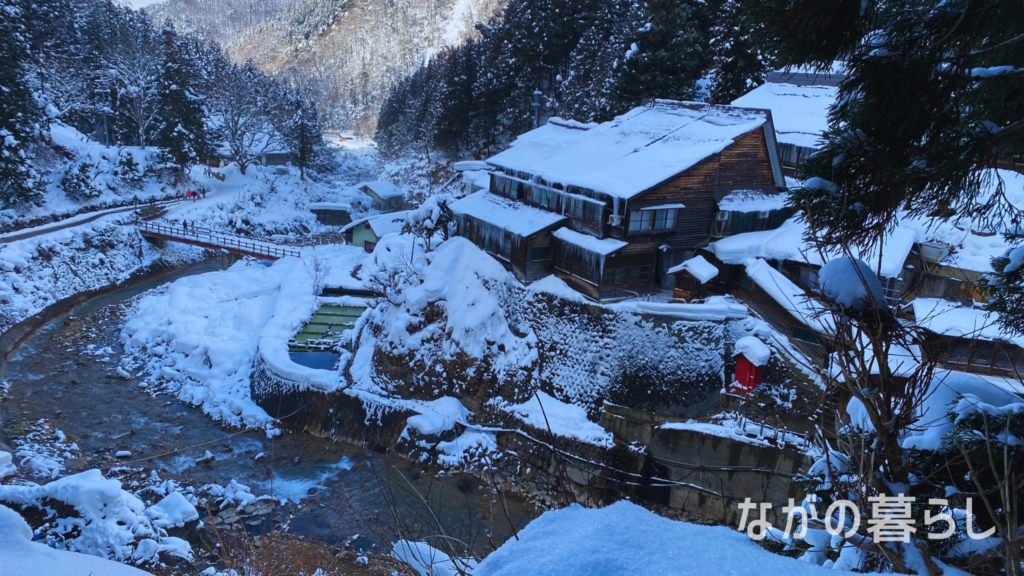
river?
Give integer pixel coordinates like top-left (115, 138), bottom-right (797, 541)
top-left (0, 259), bottom-right (540, 560)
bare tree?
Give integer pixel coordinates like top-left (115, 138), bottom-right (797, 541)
top-left (305, 253), bottom-right (331, 297)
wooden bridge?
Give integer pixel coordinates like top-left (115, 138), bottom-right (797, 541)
top-left (136, 221), bottom-right (301, 260)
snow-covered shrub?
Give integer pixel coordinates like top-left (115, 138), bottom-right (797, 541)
top-left (116, 151), bottom-right (144, 187)
top-left (60, 161), bottom-right (100, 200)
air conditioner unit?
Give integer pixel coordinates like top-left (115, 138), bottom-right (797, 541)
top-left (758, 211), bottom-right (770, 219)
top-left (608, 214), bottom-right (623, 226)
top-left (716, 211), bottom-right (730, 221)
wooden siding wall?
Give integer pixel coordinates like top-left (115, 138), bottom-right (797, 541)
top-left (627, 129), bottom-right (777, 251)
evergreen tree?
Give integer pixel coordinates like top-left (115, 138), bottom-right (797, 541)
top-left (748, 0), bottom-right (1024, 329)
top-left (705, 0), bottom-right (775, 105)
top-left (0, 0), bottom-right (41, 207)
top-left (151, 25), bottom-right (211, 180)
top-left (280, 90), bottom-right (326, 180)
top-left (609, 0), bottom-right (706, 113)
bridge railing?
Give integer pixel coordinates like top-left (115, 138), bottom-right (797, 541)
top-left (136, 221), bottom-right (301, 260)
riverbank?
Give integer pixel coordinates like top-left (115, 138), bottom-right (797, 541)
top-left (0, 256), bottom-right (540, 574)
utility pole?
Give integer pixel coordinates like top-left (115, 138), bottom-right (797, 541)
top-left (532, 90), bottom-right (542, 128)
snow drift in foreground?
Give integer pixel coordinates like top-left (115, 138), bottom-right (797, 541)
top-left (0, 504), bottom-right (150, 576)
top-left (474, 501), bottom-right (875, 576)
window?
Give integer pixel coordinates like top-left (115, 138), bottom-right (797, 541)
top-left (554, 246), bottom-right (566, 269)
top-left (993, 344), bottom-right (1018, 373)
top-left (628, 266), bottom-right (650, 283)
top-left (603, 267), bottom-right (625, 286)
top-left (575, 259), bottom-right (598, 284)
top-left (947, 340), bottom-right (972, 366)
top-left (581, 201), bottom-right (596, 224)
top-left (509, 180), bottom-right (519, 199)
top-left (628, 209), bottom-right (678, 233)
top-left (799, 267), bottom-right (820, 292)
top-left (529, 247), bottom-right (552, 262)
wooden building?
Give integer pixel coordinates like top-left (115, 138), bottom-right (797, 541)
top-left (668, 255), bottom-right (719, 302)
top-left (452, 100), bottom-right (787, 301)
top-left (912, 298), bottom-right (1024, 378)
top-left (732, 64), bottom-right (843, 176)
top-left (343, 211), bottom-right (409, 252)
top-left (308, 202), bottom-right (353, 227)
top-left (358, 181), bottom-right (407, 213)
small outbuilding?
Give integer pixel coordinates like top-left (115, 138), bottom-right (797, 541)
top-left (358, 181), bottom-right (407, 213)
top-left (668, 255), bottom-right (719, 302)
top-left (308, 202), bottom-right (353, 227)
top-left (344, 210), bottom-right (410, 252)
top-left (733, 336), bottom-right (771, 394)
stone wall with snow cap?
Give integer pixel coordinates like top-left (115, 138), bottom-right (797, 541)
top-left (526, 289), bottom-right (727, 418)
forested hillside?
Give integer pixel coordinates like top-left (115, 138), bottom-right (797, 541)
top-left (0, 0), bottom-right (326, 210)
top-left (152, 0), bottom-right (508, 133)
top-left (374, 0), bottom-right (777, 158)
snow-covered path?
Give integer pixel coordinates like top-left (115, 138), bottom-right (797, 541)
top-left (0, 200), bottom-right (180, 243)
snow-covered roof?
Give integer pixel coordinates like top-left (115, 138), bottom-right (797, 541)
top-left (450, 191), bottom-right (566, 238)
top-left (708, 216), bottom-right (916, 279)
top-left (902, 169), bottom-right (1024, 273)
top-left (453, 160), bottom-right (491, 172)
top-left (552, 228), bottom-right (627, 256)
top-left (308, 202), bottom-right (352, 211)
top-left (744, 257), bottom-right (834, 334)
top-left (912, 298), bottom-right (1024, 347)
top-left (358, 180), bottom-right (406, 200)
top-left (487, 100), bottom-right (780, 200)
top-left (717, 189), bottom-right (789, 213)
top-left (766, 61), bottom-right (847, 86)
top-left (668, 255), bottom-right (719, 284)
top-left (731, 83), bottom-right (836, 149)
top-left (366, 211), bottom-right (411, 238)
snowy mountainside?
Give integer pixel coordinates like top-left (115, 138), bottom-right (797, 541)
top-left (152, 0), bottom-right (508, 133)
top-left (1, 123), bottom-right (174, 232)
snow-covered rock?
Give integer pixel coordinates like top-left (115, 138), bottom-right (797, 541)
top-left (0, 504), bottom-right (151, 576)
top-left (0, 469), bottom-right (191, 563)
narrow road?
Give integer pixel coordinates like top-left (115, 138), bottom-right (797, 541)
top-left (0, 201), bottom-right (179, 244)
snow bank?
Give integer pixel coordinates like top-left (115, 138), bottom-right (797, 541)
top-left (475, 501), bottom-right (867, 576)
top-left (0, 504), bottom-right (151, 576)
top-left (0, 469), bottom-right (191, 563)
top-left (0, 452), bottom-right (15, 479)
top-left (357, 236), bottom-right (538, 396)
top-left (734, 336), bottom-right (771, 366)
top-left (391, 539), bottom-right (475, 576)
